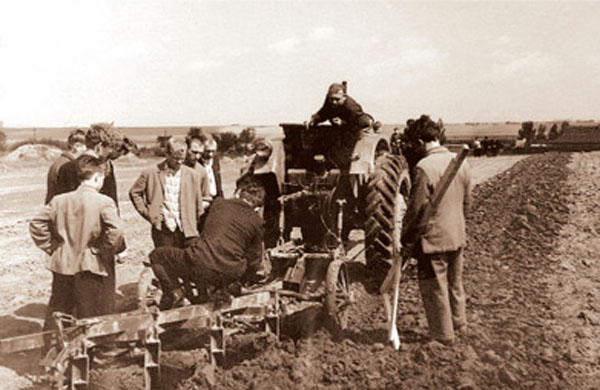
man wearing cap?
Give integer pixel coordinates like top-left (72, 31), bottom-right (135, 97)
top-left (307, 83), bottom-right (374, 168)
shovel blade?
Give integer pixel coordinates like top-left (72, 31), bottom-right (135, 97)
top-left (389, 326), bottom-right (401, 350)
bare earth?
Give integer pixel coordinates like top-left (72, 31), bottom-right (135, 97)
top-left (12, 152), bottom-right (591, 388)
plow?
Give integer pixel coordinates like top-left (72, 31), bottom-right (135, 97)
top-left (0, 176), bottom-right (356, 390)
top-left (1, 116), bottom-right (409, 389)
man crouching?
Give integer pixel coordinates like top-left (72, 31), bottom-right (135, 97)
top-left (147, 178), bottom-right (265, 309)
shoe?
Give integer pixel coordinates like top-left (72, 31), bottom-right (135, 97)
top-left (427, 338), bottom-right (455, 347)
top-left (171, 288), bottom-right (191, 308)
top-left (159, 288), bottom-right (190, 310)
top-left (456, 324), bottom-right (468, 337)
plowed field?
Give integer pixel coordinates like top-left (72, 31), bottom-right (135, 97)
top-left (8, 152), bottom-right (600, 389)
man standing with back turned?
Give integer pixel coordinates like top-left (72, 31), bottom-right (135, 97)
top-left (401, 115), bottom-right (472, 346)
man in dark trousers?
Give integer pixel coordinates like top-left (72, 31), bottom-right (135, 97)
top-left (30, 155), bottom-right (126, 330)
top-left (401, 115), bottom-right (472, 346)
top-left (147, 178), bottom-right (265, 308)
top-left (308, 82), bottom-right (374, 168)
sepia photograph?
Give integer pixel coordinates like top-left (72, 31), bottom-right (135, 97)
top-left (0, 1), bottom-right (599, 388)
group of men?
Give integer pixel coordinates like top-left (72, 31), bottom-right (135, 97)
top-left (29, 124), bottom-right (262, 336)
top-left (29, 83), bottom-right (471, 350)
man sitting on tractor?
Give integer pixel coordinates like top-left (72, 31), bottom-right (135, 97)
top-left (147, 177), bottom-right (266, 308)
top-left (307, 82), bottom-right (375, 169)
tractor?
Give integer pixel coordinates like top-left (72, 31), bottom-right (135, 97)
top-left (239, 120), bottom-right (411, 327)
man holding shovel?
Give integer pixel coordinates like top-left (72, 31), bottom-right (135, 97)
top-left (381, 115), bottom-right (471, 348)
top-left (399, 115), bottom-right (472, 346)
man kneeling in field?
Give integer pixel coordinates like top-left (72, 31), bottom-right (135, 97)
top-left (147, 178), bottom-right (266, 308)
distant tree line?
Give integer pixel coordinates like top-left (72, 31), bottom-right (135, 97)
top-left (153, 126), bottom-right (258, 157)
top-left (518, 121), bottom-right (570, 145)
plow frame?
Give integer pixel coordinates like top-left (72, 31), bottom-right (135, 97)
top-left (0, 290), bottom-right (280, 390)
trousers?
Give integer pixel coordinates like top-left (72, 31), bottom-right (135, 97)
top-left (43, 269), bottom-right (114, 331)
top-left (417, 248), bottom-right (466, 342)
top-left (149, 246), bottom-right (227, 296)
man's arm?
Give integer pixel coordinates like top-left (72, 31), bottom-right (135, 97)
top-left (29, 203), bottom-right (60, 255)
top-left (310, 97), bottom-right (332, 126)
top-left (343, 97), bottom-right (371, 128)
top-left (99, 200), bottom-right (126, 255)
top-left (192, 171), bottom-right (205, 220)
top-left (401, 167), bottom-right (431, 248)
top-left (129, 170), bottom-right (151, 221)
top-left (244, 222), bottom-right (265, 275)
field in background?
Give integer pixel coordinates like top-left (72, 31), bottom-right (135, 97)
top-left (2, 122), bottom-right (519, 147)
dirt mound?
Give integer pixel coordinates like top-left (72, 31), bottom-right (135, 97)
top-left (1, 144), bottom-right (62, 163)
top-left (114, 152), bottom-right (146, 166)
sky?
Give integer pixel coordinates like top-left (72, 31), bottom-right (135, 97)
top-left (1, 1), bottom-right (599, 127)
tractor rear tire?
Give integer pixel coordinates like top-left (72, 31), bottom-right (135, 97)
top-left (364, 154), bottom-right (410, 273)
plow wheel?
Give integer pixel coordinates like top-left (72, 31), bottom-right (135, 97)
top-left (364, 153), bottom-right (411, 272)
top-left (325, 259), bottom-right (352, 329)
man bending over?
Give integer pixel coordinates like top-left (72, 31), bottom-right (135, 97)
top-left (147, 178), bottom-right (265, 308)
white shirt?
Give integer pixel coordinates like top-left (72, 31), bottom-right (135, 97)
top-left (205, 160), bottom-right (217, 197)
top-left (161, 169), bottom-right (182, 232)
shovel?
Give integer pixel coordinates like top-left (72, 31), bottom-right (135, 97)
top-left (383, 258), bottom-right (403, 349)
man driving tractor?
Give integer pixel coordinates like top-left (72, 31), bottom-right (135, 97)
top-left (307, 82), bottom-right (376, 169)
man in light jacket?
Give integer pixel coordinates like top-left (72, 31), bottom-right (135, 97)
top-left (129, 135), bottom-right (204, 249)
top-left (401, 115), bottom-right (472, 346)
top-left (30, 155), bottom-right (126, 331)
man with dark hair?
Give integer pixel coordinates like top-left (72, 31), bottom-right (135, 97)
top-left (401, 114), bottom-right (472, 346)
top-left (199, 133), bottom-right (223, 199)
top-left (146, 178), bottom-right (266, 308)
top-left (307, 83), bottom-right (374, 168)
top-left (45, 129), bottom-right (86, 204)
top-left (55, 123), bottom-right (128, 210)
top-left (184, 132), bottom-right (211, 208)
top-left (30, 155), bottom-right (126, 331)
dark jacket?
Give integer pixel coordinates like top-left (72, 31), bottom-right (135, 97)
top-left (56, 156), bottom-right (119, 212)
top-left (311, 95), bottom-right (372, 130)
top-left (401, 146), bottom-right (472, 254)
top-left (185, 197), bottom-right (264, 278)
top-left (45, 152), bottom-right (74, 204)
top-left (201, 157), bottom-right (223, 198)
